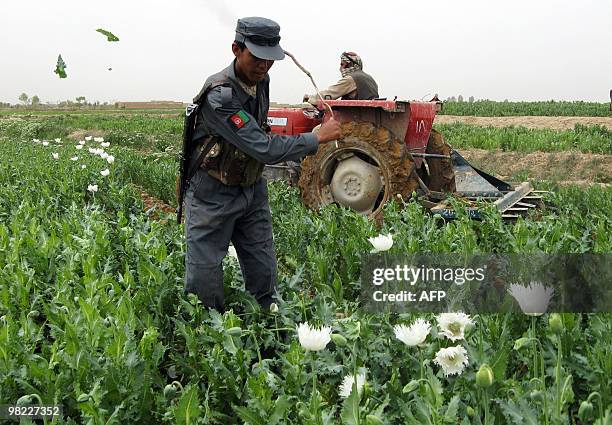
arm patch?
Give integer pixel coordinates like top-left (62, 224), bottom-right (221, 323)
top-left (229, 110), bottom-right (250, 129)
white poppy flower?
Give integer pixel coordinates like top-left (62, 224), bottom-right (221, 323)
top-left (106, 155), bottom-right (115, 164)
top-left (52, 153), bottom-right (59, 160)
top-left (32, 138), bottom-right (40, 143)
top-left (269, 303), bottom-right (279, 313)
top-left (70, 156), bottom-right (78, 161)
top-left (75, 145), bottom-right (83, 150)
top-left (100, 152), bottom-right (109, 159)
top-left (507, 282), bottom-right (554, 316)
top-left (87, 184), bottom-right (98, 193)
top-left (81, 164), bottom-right (87, 169)
top-left (88, 148), bottom-right (96, 154)
top-left (227, 245), bottom-right (238, 260)
top-left (79, 140), bottom-right (86, 145)
top-left (394, 318), bottom-right (431, 347)
top-left (85, 136), bottom-right (92, 141)
top-left (100, 142), bottom-right (110, 148)
top-left (100, 169), bottom-right (110, 177)
top-left (434, 346), bottom-right (469, 376)
top-left (368, 234), bottom-right (393, 253)
top-left (297, 322), bottom-right (332, 351)
top-left (94, 137), bottom-right (104, 143)
top-left (437, 313), bottom-right (473, 342)
top-left (339, 371), bottom-right (367, 399)
top-left (54, 138), bottom-right (61, 143)
top-left (42, 141), bottom-right (49, 146)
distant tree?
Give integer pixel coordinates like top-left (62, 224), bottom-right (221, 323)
top-left (468, 96), bottom-right (474, 103)
top-left (76, 96), bottom-right (86, 105)
top-left (457, 95), bottom-right (464, 102)
top-left (31, 95), bottom-right (40, 106)
top-left (19, 93), bottom-right (29, 105)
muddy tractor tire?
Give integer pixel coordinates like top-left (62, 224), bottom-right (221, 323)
top-left (298, 121), bottom-right (419, 219)
top-left (423, 128), bottom-right (456, 193)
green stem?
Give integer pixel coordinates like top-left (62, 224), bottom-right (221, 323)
top-left (311, 352), bottom-right (317, 397)
top-left (478, 314), bottom-right (484, 361)
top-left (538, 340), bottom-right (549, 425)
top-left (587, 392), bottom-right (604, 422)
top-left (352, 341), bottom-right (360, 425)
top-left (251, 332), bottom-right (262, 366)
top-left (531, 315), bottom-right (538, 379)
top-left (419, 347), bottom-right (424, 382)
top-left (483, 387), bottom-right (490, 425)
top-left (555, 335), bottom-right (562, 415)
top-left (274, 317), bottom-right (280, 341)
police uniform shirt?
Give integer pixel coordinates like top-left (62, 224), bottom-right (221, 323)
top-left (197, 60), bottom-right (319, 165)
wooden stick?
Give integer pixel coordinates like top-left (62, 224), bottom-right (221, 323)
top-left (283, 49), bottom-right (334, 119)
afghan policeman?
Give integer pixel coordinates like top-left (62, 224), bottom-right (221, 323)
top-left (184, 16), bottom-right (342, 312)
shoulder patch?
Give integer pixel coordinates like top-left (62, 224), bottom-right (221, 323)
top-left (229, 110), bottom-right (250, 129)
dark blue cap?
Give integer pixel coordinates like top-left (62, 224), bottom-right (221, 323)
top-left (235, 17), bottom-right (285, 61)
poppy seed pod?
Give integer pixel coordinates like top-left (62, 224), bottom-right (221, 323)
top-left (548, 313), bottom-right (563, 334)
top-left (476, 364), bottom-right (494, 387)
top-left (227, 326), bottom-right (242, 335)
top-left (331, 333), bottom-right (347, 347)
top-left (578, 400), bottom-right (593, 422)
top-left (163, 384), bottom-right (177, 400)
top-left (365, 414), bottom-right (384, 425)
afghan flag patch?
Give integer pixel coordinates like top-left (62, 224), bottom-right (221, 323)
top-left (229, 110), bottom-right (250, 129)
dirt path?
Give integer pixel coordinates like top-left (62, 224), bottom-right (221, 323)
top-left (436, 115), bottom-right (612, 130)
top-left (132, 184), bottom-right (175, 220)
top-left (460, 149), bottom-right (612, 184)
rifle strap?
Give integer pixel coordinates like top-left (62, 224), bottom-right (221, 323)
top-left (187, 137), bottom-right (216, 182)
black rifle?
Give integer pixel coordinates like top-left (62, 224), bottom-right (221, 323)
top-left (177, 104), bottom-right (219, 224)
top-left (177, 104), bottom-right (200, 224)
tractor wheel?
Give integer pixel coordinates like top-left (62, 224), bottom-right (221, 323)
top-left (298, 121), bottom-right (419, 220)
top-left (424, 128), bottom-right (456, 193)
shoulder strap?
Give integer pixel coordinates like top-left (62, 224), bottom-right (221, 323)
top-left (193, 78), bottom-right (232, 105)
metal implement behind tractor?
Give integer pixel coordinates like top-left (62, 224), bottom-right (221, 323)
top-left (264, 99), bottom-right (542, 220)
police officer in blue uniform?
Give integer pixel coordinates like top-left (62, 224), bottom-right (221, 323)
top-left (184, 17), bottom-right (341, 312)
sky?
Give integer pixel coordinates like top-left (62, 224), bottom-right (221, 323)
top-left (1, 0), bottom-right (611, 105)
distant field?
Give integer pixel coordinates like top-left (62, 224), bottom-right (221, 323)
top-left (438, 100), bottom-right (611, 117)
top-left (4, 100), bottom-right (611, 118)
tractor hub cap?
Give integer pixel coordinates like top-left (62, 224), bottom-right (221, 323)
top-left (330, 155), bottom-right (382, 213)
top-left (343, 176), bottom-right (362, 196)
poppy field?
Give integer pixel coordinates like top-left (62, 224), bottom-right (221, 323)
top-left (0, 110), bottom-right (611, 424)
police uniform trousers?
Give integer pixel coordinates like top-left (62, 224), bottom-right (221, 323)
top-left (184, 168), bottom-right (276, 311)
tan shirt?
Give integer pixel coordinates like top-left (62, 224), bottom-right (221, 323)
top-left (237, 78), bottom-right (257, 98)
top-left (306, 75), bottom-right (357, 105)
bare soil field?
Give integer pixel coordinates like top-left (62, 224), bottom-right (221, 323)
top-left (461, 148), bottom-right (612, 185)
top-left (436, 115), bottom-right (612, 130)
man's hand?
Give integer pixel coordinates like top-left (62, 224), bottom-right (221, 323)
top-left (302, 94), bottom-right (310, 103)
top-left (316, 118), bottom-right (342, 143)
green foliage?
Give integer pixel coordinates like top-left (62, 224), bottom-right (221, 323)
top-left (440, 100), bottom-right (611, 117)
top-left (54, 54), bottom-right (67, 78)
top-left (96, 28), bottom-right (120, 42)
top-left (0, 111), bottom-right (610, 424)
top-left (436, 123), bottom-right (612, 154)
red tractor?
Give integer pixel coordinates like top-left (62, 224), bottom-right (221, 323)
top-left (265, 99), bottom-right (541, 220)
